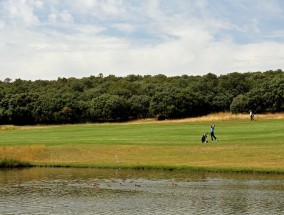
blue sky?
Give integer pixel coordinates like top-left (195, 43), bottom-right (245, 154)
top-left (0, 0), bottom-right (284, 80)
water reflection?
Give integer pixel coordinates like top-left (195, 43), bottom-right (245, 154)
top-left (0, 168), bottom-right (283, 214)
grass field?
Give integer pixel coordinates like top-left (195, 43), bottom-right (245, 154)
top-left (0, 113), bottom-right (284, 173)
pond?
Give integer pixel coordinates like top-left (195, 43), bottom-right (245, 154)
top-left (0, 168), bottom-right (283, 214)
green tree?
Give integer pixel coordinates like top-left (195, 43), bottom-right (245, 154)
top-left (128, 95), bottom-right (151, 119)
top-left (218, 72), bottom-right (250, 97)
top-left (89, 94), bottom-right (129, 122)
top-left (149, 89), bottom-right (178, 119)
top-left (230, 94), bottom-right (249, 113)
top-left (230, 75), bottom-right (284, 114)
top-left (211, 91), bottom-right (234, 112)
top-left (6, 93), bottom-right (38, 125)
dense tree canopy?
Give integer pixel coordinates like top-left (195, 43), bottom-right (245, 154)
top-left (0, 70), bottom-right (283, 125)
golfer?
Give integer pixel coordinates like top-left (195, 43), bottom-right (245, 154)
top-left (249, 110), bottom-right (254, 121)
top-left (210, 124), bottom-right (218, 141)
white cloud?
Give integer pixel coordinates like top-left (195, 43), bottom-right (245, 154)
top-left (69, 0), bottom-right (127, 20)
top-left (48, 9), bottom-right (73, 23)
top-left (195, 0), bottom-right (207, 9)
top-left (32, 0), bottom-right (44, 8)
top-left (256, 0), bottom-right (282, 14)
top-left (0, 20), bottom-right (5, 29)
top-left (111, 23), bottom-right (136, 34)
top-left (48, 13), bottom-right (57, 24)
top-left (60, 10), bottom-right (73, 22)
top-left (0, 0), bottom-right (284, 80)
top-left (1, 26), bottom-right (284, 80)
top-left (2, 0), bottom-right (40, 26)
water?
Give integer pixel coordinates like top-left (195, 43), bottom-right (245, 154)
top-left (0, 168), bottom-right (283, 215)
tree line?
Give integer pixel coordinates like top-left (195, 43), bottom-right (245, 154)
top-left (0, 70), bottom-right (283, 125)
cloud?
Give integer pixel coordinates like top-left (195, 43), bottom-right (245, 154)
top-left (48, 9), bottom-right (74, 23)
top-left (0, 20), bottom-right (5, 29)
top-left (0, 0), bottom-right (284, 80)
top-left (256, 0), bottom-right (282, 14)
top-left (1, 0), bottom-right (40, 26)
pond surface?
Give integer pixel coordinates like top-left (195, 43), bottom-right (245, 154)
top-left (0, 168), bottom-right (283, 215)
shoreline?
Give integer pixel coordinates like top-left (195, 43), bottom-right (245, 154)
top-left (1, 160), bottom-right (283, 175)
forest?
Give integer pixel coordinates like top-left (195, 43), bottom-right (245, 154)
top-left (0, 70), bottom-right (283, 125)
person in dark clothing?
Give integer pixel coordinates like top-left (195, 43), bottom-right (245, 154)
top-left (249, 110), bottom-right (254, 121)
top-left (210, 124), bottom-right (218, 141)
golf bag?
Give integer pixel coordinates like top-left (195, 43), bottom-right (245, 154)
top-left (201, 133), bottom-right (208, 143)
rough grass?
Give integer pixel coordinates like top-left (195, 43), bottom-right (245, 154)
top-left (125, 112), bottom-right (284, 124)
top-left (0, 158), bottom-right (31, 168)
top-left (0, 113), bottom-right (284, 173)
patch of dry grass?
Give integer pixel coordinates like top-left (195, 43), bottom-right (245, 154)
top-left (124, 112), bottom-right (284, 124)
top-left (0, 145), bottom-right (48, 161)
top-left (0, 125), bottom-right (16, 131)
top-left (3, 144), bottom-right (282, 171)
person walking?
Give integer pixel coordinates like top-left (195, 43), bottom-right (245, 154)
top-left (249, 110), bottom-right (254, 121)
top-left (210, 124), bottom-right (218, 141)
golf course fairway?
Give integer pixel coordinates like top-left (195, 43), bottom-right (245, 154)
top-left (0, 113), bottom-right (284, 173)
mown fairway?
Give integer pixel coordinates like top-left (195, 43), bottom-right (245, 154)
top-left (0, 115), bottom-right (284, 172)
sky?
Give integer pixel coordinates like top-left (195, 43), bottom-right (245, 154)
top-left (1, 0), bottom-right (284, 81)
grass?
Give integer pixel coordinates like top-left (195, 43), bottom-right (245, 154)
top-left (0, 158), bottom-right (31, 168)
top-left (0, 113), bottom-right (284, 173)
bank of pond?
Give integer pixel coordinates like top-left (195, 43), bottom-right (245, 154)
top-left (1, 159), bottom-right (283, 175)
